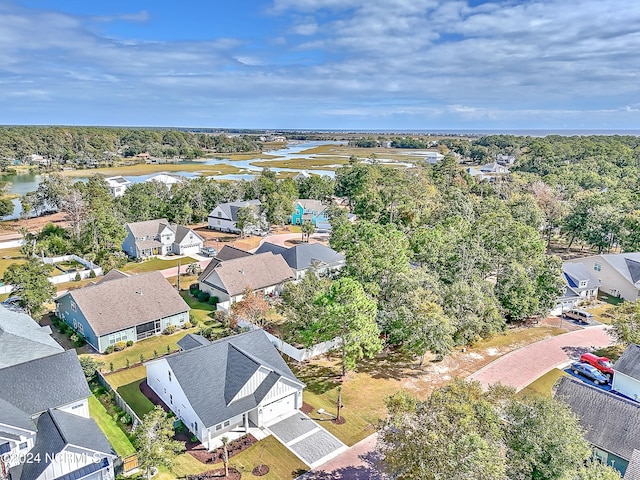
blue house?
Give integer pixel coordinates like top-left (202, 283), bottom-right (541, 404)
top-left (291, 199), bottom-right (329, 228)
top-left (55, 270), bottom-right (190, 353)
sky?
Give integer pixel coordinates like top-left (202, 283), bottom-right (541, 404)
top-left (1, 0), bottom-right (640, 130)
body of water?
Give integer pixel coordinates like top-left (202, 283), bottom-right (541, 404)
top-left (0, 141), bottom-right (342, 220)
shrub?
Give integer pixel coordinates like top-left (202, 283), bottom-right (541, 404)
top-left (197, 291), bottom-right (210, 303)
top-left (209, 296), bottom-right (219, 305)
top-left (89, 269), bottom-right (96, 279)
top-left (120, 413), bottom-right (132, 425)
top-left (114, 341), bottom-right (127, 352)
top-left (190, 434), bottom-right (199, 444)
top-left (153, 349), bottom-right (158, 358)
top-left (183, 321), bottom-right (193, 329)
top-left (109, 362), bottom-right (114, 372)
top-left (104, 345), bottom-right (115, 354)
top-left (126, 340), bottom-right (134, 347)
top-left (74, 272), bottom-right (81, 282)
top-left (192, 289), bottom-right (201, 298)
top-left (125, 358), bottom-right (130, 369)
top-left (163, 325), bottom-right (177, 335)
top-left (72, 334), bottom-right (86, 347)
top-left (189, 283), bottom-right (199, 293)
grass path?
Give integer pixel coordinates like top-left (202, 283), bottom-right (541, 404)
top-left (88, 396), bottom-right (136, 456)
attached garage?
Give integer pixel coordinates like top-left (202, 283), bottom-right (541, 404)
top-left (262, 394), bottom-right (296, 424)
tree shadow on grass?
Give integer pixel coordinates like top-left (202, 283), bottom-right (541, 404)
top-left (561, 345), bottom-right (591, 361)
top-left (356, 350), bottom-right (428, 381)
top-left (290, 362), bottom-right (342, 395)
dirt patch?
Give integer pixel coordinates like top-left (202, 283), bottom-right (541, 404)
top-left (251, 465), bottom-right (270, 476)
top-left (1, 212), bottom-right (69, 233)
top-left (185, 467), bottom-right (242, 480)
top-left (332, 417), bottom-right (346, 425)
top-left (301, 402), bottom-right (314, 414)
top-left (186, 434), bottom-right (257, 465)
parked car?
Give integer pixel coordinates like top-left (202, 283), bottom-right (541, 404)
top-left (571, 362), bottom-right (610, 385)
top-left (564, 309), bottom-right (594, 324)
top-left (580, 352), bottom-right (614, 379)
top-left (201, 247), bottom-right (218, 257)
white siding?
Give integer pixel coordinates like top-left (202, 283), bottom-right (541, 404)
top-left (261, 378), bottom-right (300, 405)
top-left (612, 371), bottom-right (640, 401)
top-left (56, 398), bottom-right (90, 419)
top-left (33, 446), bottom-right (114, 480)
top-left (146, 359), bottom-right (205, 443)
top-left (231, 367), bottom-right (269, 403)
top-left (0, 426), bottom-right (36, 469)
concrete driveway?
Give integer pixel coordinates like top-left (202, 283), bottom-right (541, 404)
top-left (266, 412), bottom-right (348, 469)
top-left (469, 325), bottom-right (614, 391)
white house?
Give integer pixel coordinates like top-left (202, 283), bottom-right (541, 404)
top-left (551, 262), bottom-right (600, 315)
top-left (145, 330), bottom-right (305, 450)
top-left (479, 162), bottom-right (510, 174)
top-left (122, 218), bottom-right (204, 259)
top-left (145, 174), bottom-right (185, 188)
top-left (496, 154), bottom-right (516, 166)
top-left (104, 176), bottom-right (131, 198)
top-left (566, 253), bottom-right (640, 301)
top-left (612, 344), bottom-right (640, 402)
top-left (0, 350), bottom-right (115, 480)
top-left (198, 252), bottom-right (294, 312)
top-left (207, 200), bottom-right (262, 233)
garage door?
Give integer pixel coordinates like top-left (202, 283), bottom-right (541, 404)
top-left (262, 394), bottom-right (295, 423)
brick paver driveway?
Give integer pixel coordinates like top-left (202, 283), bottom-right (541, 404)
top-left (267, 412), bottom-right (348, 469)
top-left (469, 324), bottom-right (614, 391)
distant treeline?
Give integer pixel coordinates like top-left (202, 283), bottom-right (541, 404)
top-left (0, 126), bottom-right (262, 166)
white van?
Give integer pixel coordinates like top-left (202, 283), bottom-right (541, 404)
top-left (564, 309), bottom-right (594, 324)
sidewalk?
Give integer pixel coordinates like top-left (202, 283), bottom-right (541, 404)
top-left (468, 325), bottom-right (614, 391)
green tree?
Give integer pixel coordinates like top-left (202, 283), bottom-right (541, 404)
top-left (576, 462), bottom-right (622, 480)
top-left (300, 220), bottom-right (316, 242)
top-left (2, 258), bottom-right (55, 316)
top-left (235, 204), bottom-right (260, 238)
top-left (135, 406), bottom-right (185, 479)
top-left (79, 356), bottom-right (105, 380)
top-left (610, 301), bottom-right (640, 345)
top-left (314, 277), bottom-right (382, 375)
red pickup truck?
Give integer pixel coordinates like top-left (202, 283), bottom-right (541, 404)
top-left (580, 352), bottom-right (614, 378)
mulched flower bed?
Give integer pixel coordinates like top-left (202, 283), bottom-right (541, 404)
top-left (184, 467), bottom-right (241, 479)
top-left (300, 402), bottom-right (314, 414)
top-left (185, 434), bottom-right (258, 464)
top-left (332, 417), bottom-right (346, 425)
top-left (251, 465), bottom-right (270, 476)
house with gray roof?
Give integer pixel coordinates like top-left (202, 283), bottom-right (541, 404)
top-left (555, 376), bottom-right (640, 477)
top-left (254, 242), bottom-right (345, 279)
top-left (566, 253), bottom-right (640, 301)
top-left (0, 304), bottom-right (63, 369)
top-left (291, 199), bottom-right (329, 229)
top-left (55, 271), bottom-right (190, 353)
top-left (104, 176), bottom-right (131, 198)
top-left (611, 344), bottom-right (640, 402)
top-left (122, 218), bottom-right (204, 259)
top-left (552, 262), bottom-right (600, 315)
top-left (479, 162), bottom-right (510, 174)
top-left (0, 350), bottom-right (115, 480)
top-left (198, 252), bottom-right (294, 312)
top-left (207, 200), bottom-right (263, 234)
top-left (145, 330), bottom-right (304, 450)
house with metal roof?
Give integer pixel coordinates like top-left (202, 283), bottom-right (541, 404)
top-left (104, 176), bottom-right (131, 198)
top-left (122, 218), bottom-right (204, 259)
top-left (55, 271), bottom-right (190, 353)
top-left (198, 252), bottom-right (294, 312)
top-left (145, 330), bottom-right (304, 450)
top-left (0, 304), bottom-right (63, 369)
top-left (552, 262), bottom-right (600, 315)
top-left (611, 344), bottom-right (640, 402)
top-left (566, 253), bottom-right (640, 301)
top-left (0, 350), bottom-right (116, 480)
top-left (254, 242), bottom-right (345, 280)
top-left (207, 200), bottom-right (263, 233)
top-left (555, 376), bottom-right (640, 477)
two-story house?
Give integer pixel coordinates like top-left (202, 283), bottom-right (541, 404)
top-left (290, 200), bottom-right (329, 229)
top-left (104, 176), bottom-right (131, 198)
top-left (552, 262), bottom-right (600, 315)
top-left (207, 200), bottom-right (263, 233)
top-left (122, 218), bottom-right (204, 259)
top-left (0, 350), bottom-right (116, 480)
top-left (566, 253), bottom-right (640, 301)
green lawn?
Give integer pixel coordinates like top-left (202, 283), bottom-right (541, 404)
top-left (168, 436), bottom-right (307, 480)
top-left (83, 328), bottom-right (196, 371)
top-left (118, 380), bottom-right (155, 419)
top-left (104, 366), bottom-right (147, 389)
top-left (0, 247), bottom-right (27, 278)
top-left (589, 303), bottom-right (616, 325)
top-left (518, 368), bottom-right (569, 398)
top-left (88, 395), bottom-right (136, 456)
top-left (122, 256), bottom-right (199, 274)
top-left (593, 344), bottom-right (625, 362)
top-left (179, 291), bottom-right (218, 324)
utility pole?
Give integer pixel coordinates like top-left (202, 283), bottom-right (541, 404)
top-left (177, 260), bottom-right (181, 291)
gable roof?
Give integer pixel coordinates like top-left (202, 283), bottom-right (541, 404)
top-left (555, 377), bottom-right (640, 461)
top-left (296, 199), bottom-right (326, 213)
top-left (595, 253), bottom-right (640, 287)
top-left (60, 271), bottom-right (189, 336)
top-left (216, 245), bottom-right (254, 261)
top-left (0, 397), bottom-right (34, 432)
top-left (614, 344), bottom-right (640, 380)
top-left (254, 242), bottom-right (345, 272)
top-left (0, 350), bottom-right (90, 417)
top-left (126, 218), bottom-right (171, 238)
top-left (157, 330), bottom-right (303, 428)
top-left (200, 252), bottom-right (294, 297)
top-left (97, 268), bottom-right (130, 284)
top-left (0, 304), bottom-right (63, 369)
top-left (562, 262), bottom-right (599, 292)
top-left (104, 176), bottom-right (131, 187)
top-left (177, 333), bottom-right (211, 351)
top-left (174, 224), bottom-right (203, 244)
top-left (625, 449), bottom-right (640, 480)
top-left (209, 200), bottom-right (261, 222)
top-left (14, 409), bottom-right (113, 480)
top-left (146, 174), bottom-right (185, 185)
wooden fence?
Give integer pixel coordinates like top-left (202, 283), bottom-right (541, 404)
top-left (96, 371), bottom-right (142, 427)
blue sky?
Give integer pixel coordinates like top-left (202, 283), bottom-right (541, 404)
top-left (2, 0), bottom-right (640, 130)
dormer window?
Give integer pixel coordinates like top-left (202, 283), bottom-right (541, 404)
top-left (579, 280), bottom-right (587, 288)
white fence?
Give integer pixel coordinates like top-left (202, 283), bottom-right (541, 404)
top-left (0, 254), bottom-right (103, 294)
top-left (238, 320), bottom-right (340, 362)
top-left (96, 371), bottom-right (142, 427)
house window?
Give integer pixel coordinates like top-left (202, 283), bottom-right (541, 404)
top-left (71, 301), bottom-right (77, 312)
top-left (77, 323), bottom-right (84, 334)
top-left (168, 371), bottom-right (172, 382)
top-left (579, 280), bottom-right (587, 288)
top-left (164, 388), bottom-right (167, 394)
top-left (223, 421), bottom-right (230, 427)
top-left (594, 262), bottom-right (602, 272)
top-left (71, 403), bottom-right (83, 410)
top-left (19, 442), bottom-right (27, 450)
top-left (215, 424), bottom-right (222, 431)
top-left (170, 394), bottom-right (173, 405)
top-left (193, 422), bottom-right (198, 432)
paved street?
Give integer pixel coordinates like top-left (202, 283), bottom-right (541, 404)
top-left (468, 324), bottom-right (614, 391)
